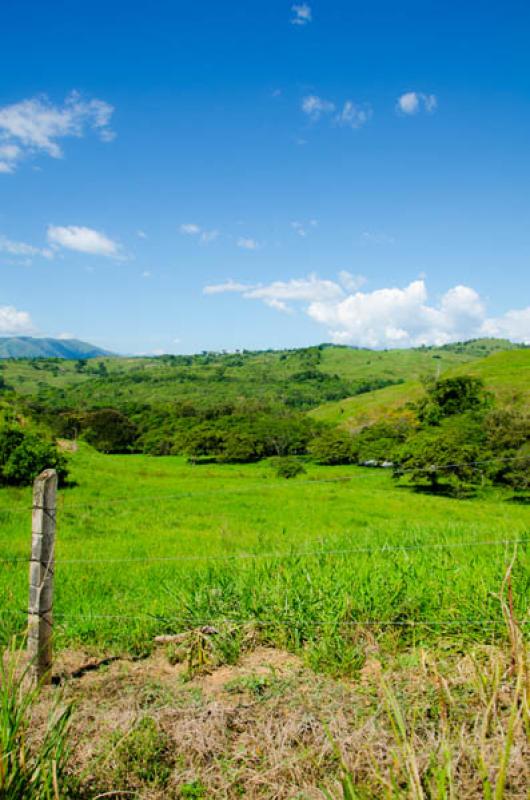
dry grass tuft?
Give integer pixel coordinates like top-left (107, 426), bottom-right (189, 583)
top-left (24, 627), bottom-right (529, 799)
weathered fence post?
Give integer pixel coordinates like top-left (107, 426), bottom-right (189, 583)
top-left (28, 469), bottom-right (57, 685)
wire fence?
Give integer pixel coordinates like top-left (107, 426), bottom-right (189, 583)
top-left (0, 536), bottom-right (528, 566)
top-left (1, 454), bottom-right (528, 664)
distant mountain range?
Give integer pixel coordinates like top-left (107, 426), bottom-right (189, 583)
top-left (0, 337), bottom-right (113, 359)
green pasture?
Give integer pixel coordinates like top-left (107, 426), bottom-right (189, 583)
top-left (1, 445), bottom-right (529, 674)
top-left (311, 349), bottom-right (530, 426)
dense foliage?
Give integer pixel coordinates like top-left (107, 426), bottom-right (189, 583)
top-left (0, 341), bottom-right (527, 497)
top-left (0, 425), bottom-right (67, 486)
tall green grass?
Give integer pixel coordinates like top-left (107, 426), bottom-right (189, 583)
top-left (0, 641), bottom-right (71, 799)
top-left (0, 446), bottom-right (528, 671)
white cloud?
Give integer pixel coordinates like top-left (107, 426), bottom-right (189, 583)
top-left (302, 95), bottom-right (335, 121)
top-left (303, 96), bottom-right (371, 129)
top-left (291, 3), bottom-right (312, 25)
top-left (338, 271), bottom-right (367, 292)
top-left (180, 223), bottom-right (201, 235)
top-left (291, 219), bottom-right (318, 237)
top-left (204, 273), bottom-right (530, 347)
top-left (137, 230), bottom-right (147, 239)
top-left (396, 92), bottom-right (437, 115)
top-left (335, 101), bottom-right (372, 129)
top-left (180, 223), bottom-right (219, 244)
top-left (0, 234), bottom-right (53, 261)
top-left (481, 308), bottom-right (530, 342)
top-left (0, 91), bottom-right (115, 173)
top-left (142, 270), bottom-right (151, 278)
top-left (237, 237), bottom-right (259, 250)
top-left (0, 305), bottom-right (34, 334)
top-left (47, 225), bottom-right (121, 258)
top-left (204, 274), bottom-right (344, 313)
top-left (361, 231), bottom-right (396, 245)
top-left (201, 229), bottom-right (219, 244)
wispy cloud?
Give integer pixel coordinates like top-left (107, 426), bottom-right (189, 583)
top-left (180, 223), bottom-right (201, 235)
top-left (360, 230), bottom-right (396, 245)
top-left (203, 279), bottom-right (251, 295)
top-left (335, 101), bottom-right (372, 129)
top-left (179, 223), bottom-right (219, 244)
top-left (237, 237), bottom-right (260, 250)
top-left (291, 220), bottom-right (318, 237)
top-left (204, 273), bottom-right (530, 347)
top-left (291, 3), bottom-right (312, 25)
top-left (0, 91), bottom-right (115, 173)
top-left (47, 225), bottom-right (122, 258)
top-left (0, 234), bottom-right (53, 261)
top-left (204, 273), bottom-right (345, 313)
top-left (301, 95), bottom-right (335, 121)
top-left (200, 229), bottom-right (219, 244)
top-left (302, 95), bottom-right (371, 129)
top-left (396, 92), bottom-right (437, 115)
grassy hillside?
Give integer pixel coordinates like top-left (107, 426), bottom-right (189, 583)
top-left (311, 348), bottom-right (530, 428)
top-left (0, 338), bottom-right (520, 414)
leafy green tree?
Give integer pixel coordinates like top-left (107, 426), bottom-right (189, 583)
top-left (394, 418), bottom-right (487, 493)
top-left (309, 428), bottom-right (358, 465)
top-left (0, 426), bottom-right (68, 486)
top-left (485, 408), bottom-right (530, 493)
top-left (417, 376), bottom-right (491, 424)
top-left (82, 409), bottom-right (138, 453)
top-left (218, 432), bottom-right (262, 463)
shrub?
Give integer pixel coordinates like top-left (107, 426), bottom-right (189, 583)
top-left (273, 457), bottom-right (307, 479)
top-left (0, 426), bottom-right (67, 486)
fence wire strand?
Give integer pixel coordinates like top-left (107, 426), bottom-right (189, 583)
top-left (0, 536), bottom-right (528, 566)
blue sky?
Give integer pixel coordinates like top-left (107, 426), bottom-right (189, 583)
top-left (1, 0), bottom-right (529, 354)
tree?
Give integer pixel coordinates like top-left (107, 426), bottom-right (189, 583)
top-left (82, 409), bottom-right (138, 453)
top-left (0, 425), bottom-right (68, 486)
top-left (417, 376), bottom-right (491, 424)
top-left (309, 428), bottom-right (358, 465)
top-left (485, 408), bottom-right (530, 493)
top-left (393, 419), bottom-right (486, 494)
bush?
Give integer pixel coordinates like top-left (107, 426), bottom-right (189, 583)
top-left (272, 457), bottom-right (307, 479)
top-left (0, 426), bottom-right (68, 486)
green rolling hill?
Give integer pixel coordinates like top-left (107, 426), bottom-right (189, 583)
top-left (310, 348), bottom-right (530, 429)
top-left (0, 337), bottom-right (112, 360)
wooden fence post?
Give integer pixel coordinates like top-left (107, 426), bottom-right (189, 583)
top-left (28, 469), bottom-right (57, 685)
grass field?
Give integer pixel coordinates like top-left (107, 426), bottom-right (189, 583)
top-left (1, 445), bottom-right (529, 674)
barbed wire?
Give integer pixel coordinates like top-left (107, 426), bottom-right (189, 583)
top-left (0, 536), bottom-right (527, 566)
top-left (0, 453), bottom-right (527, 517)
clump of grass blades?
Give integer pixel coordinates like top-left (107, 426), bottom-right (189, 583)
top-left (0, 640), bottom-right (72, 800)
top-left (323, 560), bottom-right (530, 799)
